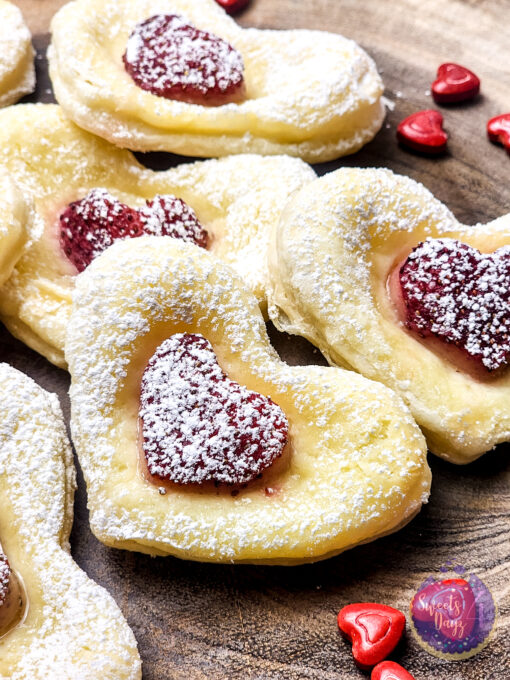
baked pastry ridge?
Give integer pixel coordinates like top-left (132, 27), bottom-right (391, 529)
top-left (0, 364), bottom-right (141, 680)
top-left (0, 1), bottom-right (35, 107)
top-left (66, 236), bottom-right (431, 565)
top-left (267, 167), bottom-right (510, 463)
top-left (0, 103), bottom-right (315, 368)
top-left (48, 0), bottom-right (385, 162)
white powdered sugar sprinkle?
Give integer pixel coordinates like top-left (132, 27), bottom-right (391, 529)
top-left (0, 552), bottom-right (9, 607)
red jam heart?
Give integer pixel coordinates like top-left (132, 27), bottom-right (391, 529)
top-left (397, 110), bottom-right (448, 154)
top-left (139, 333), bottom-right (288, 486)
top-left (411, 578), bottom-right (476, 641)
top-left (372, 661), bottom-right (416, 680)
top-left (123, 14), bottom-right (245, 105)
top-left (215, 0), bottom-right (251, 14)
top-left (432, 63), bottom-right (480, 104)
top-left (0, 553), bottom-right (10, 608)
top-left (399, 238), bottom-right (510, 371)
top-left (337, 603), bottom-right (406, 669)
top-left (60, 188), bottom-right (208, 273)
top-left (487, 114), bottom-right (510, 154)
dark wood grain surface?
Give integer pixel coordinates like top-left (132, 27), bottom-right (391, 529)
top-left (4, 1), bottom-right (510, 678)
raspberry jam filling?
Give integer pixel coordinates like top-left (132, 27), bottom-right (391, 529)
top-left (60, 188), bottom-right (208, 273)
top-left (0, 552), bottom-right (25, 639)
top-left (123, 14), bottom-right (245, 105)
top-left (139, 333), bottom-right (288, 486)
top-left (398, 238), bottom-right (510, 371)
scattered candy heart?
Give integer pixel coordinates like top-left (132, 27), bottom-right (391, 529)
top-left (432, 63), bottom-right (480, 104)
top-left (139, 333), bottom-right (288, 485)
top-left (337, 603), bottom-right (406, 669)
top-left (372, 661), bottom-right (416, 680)
top-left (487, 113), bottom-right (510, 154)
top-left (60, 188), bottom-right (208, 273)
top-left (215, 0), bottom-right (251, 14)
top-left (400, 238), bottom-right (510, 371)
top-left (123, 14), bottom-right (245, 104)
top-left (397, 110), bottom-right (448, 154)
top-left (411, 578), bottom-right (476, 641)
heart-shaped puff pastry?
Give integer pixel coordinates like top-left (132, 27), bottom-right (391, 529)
top-left (0, 172), bottom-right (33, 289)
top-left (267, 168), bottom-right (510, 463)
top-left (0, 1), bottom-right (34, 107)
top-left (48, 0), bottom-right (385, 162)
top-left (0, 104), bottom-right (314, 368)
top-left (66, 236), bottom-right (430, 564)
top-left (0, 364), bottom-right (141, 679)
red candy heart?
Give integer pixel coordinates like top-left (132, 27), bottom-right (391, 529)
top-left (400, 238), bottom-right (510, 371)
top-left (397, 110), bottom-right (447, 154)
top-left (123, 14), bottom-right (245, 105)
top-left (372, 661), bottom-right (416, 680)
top-left (60, 188), bottom-right (208, 273)
top-left (411, 578), bottom-right (476, 641)
top-left (0, 553), bottom-right (10, 607)
top-left (215, 0), bottom-right (251, 14)
top-left (488, 113), bottom-right (510, 154)
top-left (432, 63), bottom-right (480, 104)
top-left (337, 603), bottom-right (406, 669)
top-left (139, 333), bottom-right (288, 486)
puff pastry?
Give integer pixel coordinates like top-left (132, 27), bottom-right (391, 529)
top-left (0, 1), bottom-right (34, 107)
top-left (0, 103), bottom-right (314, 368)
top-left (48, 0), bottom-right (385, 162)
top-left (66, 236), bottom-right (430, 565)
top-left (0, 172), bottom-right (33, 289)
top-left (268, 167), bottom-right (510, 463)
top-left (0, 364), bottom-right (141, 679)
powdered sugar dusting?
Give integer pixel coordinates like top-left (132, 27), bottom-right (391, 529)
top-left (140, 333), bottom-right (288, 484)
top-left (123, 14), bottom-right (244, 103)
top-left (60, 187), bottom-right (207, 272)
top-left (401, 238), bottom-right (510, 371)
top-left (0, 553), bottom-right (9, 607)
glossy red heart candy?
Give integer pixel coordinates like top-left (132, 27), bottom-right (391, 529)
top-left (397, 110), bottom-right (447, 154)
top-left (488, 114), bottom-right (510, 154)
top-left (215, 0), bottom-right (250, 13)
top-left (338, 603), bottom-right (406, 669)
top-left (432, 63), bottom-right (480, 104)
top-left (372, 661), bottom-right (416, 680)
top-left (411, 578), bottom-right (476, 641)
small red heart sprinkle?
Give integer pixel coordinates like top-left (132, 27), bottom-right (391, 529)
top-left (60, 188), bottom-right (208, 273)
top-left (215, 0), bottom-right (251, 14)
top-left (487, 114), bottom-right (510, 154)
top-left (372, 661), bottom-right (416, 680)
top-left (397, 110), bottom-right (448, 154)
top-left (123, 14), bottom-right (245, 105)
top-left (400, 238), bottom-right (510, 371)
top-left (0, 553), bottom-right (10, 608)
top-left (337, 603), bottom-right (406, 669)
top-left (432, 63), bottom-right (480, 104)
top-left (139, 333), bottom-right (289, 486)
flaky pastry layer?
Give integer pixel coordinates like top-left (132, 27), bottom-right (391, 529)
top-left (0, 104), bottom-right (314, 367)
top-left (67, 237), bottom-right (430, 565)
top-left (0, 364), bottom-right (141, 680)
top-left (48, 0), bottom-right (385, 162)
top-left (267, 167), bottom-right (510, 463)
top-left (0, 1), bottom-right (34, 107)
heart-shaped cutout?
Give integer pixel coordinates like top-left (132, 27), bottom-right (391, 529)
top-left (49, 0), bottom-right (385, 161)
top-left (338, 603), bottom-right (406, 669)
top-left (399, 238), bottom-right (510, 371)
top-left (397, 110), bottom-right (448, 154)
top-left (123, 14), bottom-right (245, 105)
top-left (432, 63), bottom-right (480, 104)
top-left (411, 578), bottom-right (476, 641)
top-left (60, 188), bottom-right (208, 273)
top-left (372, 661), bottom-right (416, 680)
top-left (139, 332), bottom-right (288, 485)
top-left (488, 113), bottom-right (510, 154)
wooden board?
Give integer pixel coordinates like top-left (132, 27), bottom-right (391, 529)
top-left (3, 1), bottom-right (510, 678)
